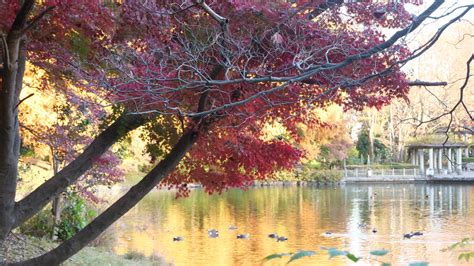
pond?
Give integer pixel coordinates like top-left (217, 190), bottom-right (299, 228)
top-left (103, 183), bottom-right (474, 265)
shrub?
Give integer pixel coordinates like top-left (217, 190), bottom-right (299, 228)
top-left (19, 194), bottom-right (96, 241)
top-left (18, 208), bottom-right (54, 238)
top-left (57, 195), bottom-right (97, 241)
top-left (300, 169), bottom-right (343, 183)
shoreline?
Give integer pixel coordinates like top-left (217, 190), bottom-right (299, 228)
top-left (0, 233), bottom-right (167, 265)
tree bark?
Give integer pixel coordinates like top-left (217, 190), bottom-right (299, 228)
top-left (0, 0), bottom-right (34, 245)
top-left (11, 128), bottom-right (200, 265)
top-left (50, 154), bottom-right (62, 240)
top-left (13, 113), bottom-right (147, 228)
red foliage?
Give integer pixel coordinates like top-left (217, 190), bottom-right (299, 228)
top-left (1, 0), bottom-right (423, 195)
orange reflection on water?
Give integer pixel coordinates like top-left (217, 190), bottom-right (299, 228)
top-left (108, 184), bottom-right (474, 265)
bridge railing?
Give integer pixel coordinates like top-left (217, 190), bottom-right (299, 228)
top-left (344, 168), bottom-right (419, 178)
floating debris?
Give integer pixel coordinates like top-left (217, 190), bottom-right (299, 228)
top-left (173, 236), bottom-right (184, 241)
top-left (372, 228), bottom-right (377, 234)
top-left (276, 236), bottom-right (288, 242)
top-left (229, 225), bottom-right (238, 230)
top-left (236, 234), bottom-right (250, 239)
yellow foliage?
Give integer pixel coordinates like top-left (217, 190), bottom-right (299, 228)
top-left (262, 105), bottom-right (352, 163)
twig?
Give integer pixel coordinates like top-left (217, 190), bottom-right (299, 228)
top-left (14, 93), bottom-right (34, 110)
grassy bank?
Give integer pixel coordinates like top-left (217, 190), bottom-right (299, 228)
top-left (1, 233), bottom-right (166, 265)
top-left (272, 167), bottom-right (343, 183)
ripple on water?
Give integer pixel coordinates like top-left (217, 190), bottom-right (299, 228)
top-left (106, 183), bottom-right (474, 265)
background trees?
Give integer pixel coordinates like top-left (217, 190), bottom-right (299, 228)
top-left (1, 0), bottom-right (472, 264)
top-left (350, 17), bottom-right (474, 165)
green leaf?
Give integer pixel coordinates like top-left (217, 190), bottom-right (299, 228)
top-left (327, 248), bottom-right (347, 258)
top-left (286, 250), bottom-right (316, 264)
top-left (346, 253), bottom-right (360, 263)
top-left (442, 237), bottom-right (472, 252)
top-left (408, 262), bottom-right (429, 266)
top-left (370, 249), bottom-right (389, 256)
top-left (458, 252), bottom-right (474, 262)
top-left (381, 263), bottom-right (391, 266)
top-left (261, 253), bottom-right (292, 263)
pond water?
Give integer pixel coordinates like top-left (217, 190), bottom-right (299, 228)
top-left (103, 183), bottom-right (474, 265)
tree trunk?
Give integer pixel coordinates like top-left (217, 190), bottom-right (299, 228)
top-left (51, 194), bottom-right (63, 240)
top-left (50, 154), bottom-right (62, 240)
top-left (388, 105), bottom-right (395, 161)
top-left (11, 128), bottom-right (200, 265)
top-left (0, 0), bottom-right (33, 245)
top-left (368, 110), bottom-right (375, 164)
top-left (0, 55), bottom-right (21, 246)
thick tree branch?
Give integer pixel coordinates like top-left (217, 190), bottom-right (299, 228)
top-left (195, 0), bottom-right (228, 25)
top-left (9, 0), bottom-right (35, 35)
top-left (12, 58), bottom-right (226, 264)
top-left (13, 113), bottom-right (147, 228)
top-left (408, 80), bottom-right (448, 87)
top-left (21, 6), bottom-right (55, 35)
top-left (302, 79), bottom-right (448, 87)
top-left (177, 0), bottom-right (446, 118)
top-left (307, 0), bottom-right (344, 20)
top-left (12, 127), bottom-right (199, 265)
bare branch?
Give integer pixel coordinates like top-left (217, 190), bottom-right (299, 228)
top-left (415, 54), bottom-right (473, 125)
top-left (14, 93), bottom-right (34, 110)
top-left (21, 6), bottom-right (56, 35)
top-left (195, 1), bottom-right (228, 25)
top-left (408, 80), bottom-right (447, 87)
top-left (182, 0), bottom-right (447, 117)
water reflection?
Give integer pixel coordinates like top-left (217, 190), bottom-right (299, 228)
top-left (106, 183), bottom-right (474, 265)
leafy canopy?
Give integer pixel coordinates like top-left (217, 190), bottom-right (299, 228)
top-left (2, 0), bottom-right (423, 195)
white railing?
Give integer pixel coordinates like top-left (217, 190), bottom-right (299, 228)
top-left (344, 168), bottom-right (419, 178)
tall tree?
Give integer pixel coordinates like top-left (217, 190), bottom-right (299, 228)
top-left (0, 0), bottom-right (471, 264)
